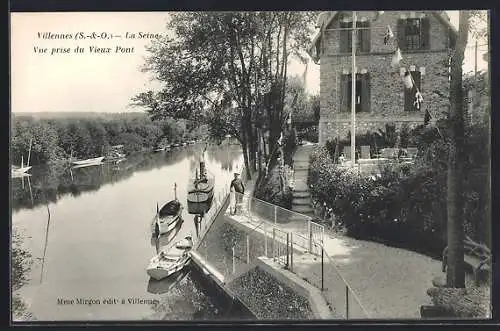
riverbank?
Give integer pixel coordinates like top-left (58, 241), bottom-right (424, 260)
top-left (11, 112), bottom-right (209, 167)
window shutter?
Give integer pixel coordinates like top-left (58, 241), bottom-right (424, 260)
top-left (448, 28), bottom-right (457, 48)
top-left (339, 74), bottom-right (346, 112)
top-left (343, 74), bottom-right (351, 112)
top-left (361, 73), bottom-right (371, 112)
top-left (404, 85), bottom-right (413, 111)
top-left (340, 22), bottom-right (348, 53)
top-left (421, 17), bottom-right (430, 49)
top-left (414, 71), bottom-right (422, 91)
top-left (397, 19), bottom-right (407, 50)
top-left (362, 22), bottom-right (371, 53)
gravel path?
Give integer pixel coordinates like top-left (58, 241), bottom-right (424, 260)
top-left (292, 234), bottom-right (443, 319)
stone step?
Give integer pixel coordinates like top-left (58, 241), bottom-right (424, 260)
top-left (292, 191), bottom-right (310, 198)
top-left (291, 205), bottom-right (314, 214)
top-left (292, 197), bottom-right (312, 206)
top-left (293, 182), bottom-right (309, 191)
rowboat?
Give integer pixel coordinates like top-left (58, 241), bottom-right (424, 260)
top-left (152, 183), bottom-right (183, 236)
top-left (12, 165), bottom-right (32, 177)
top-left (71, 156), bottom-right (104, 166)
top-left (146, 235), bottom-right (193, 280)
top-left (12, 139), bottom-right (33, 178)
top-left (151, 217), bottom-right (184, 250)
top-left (105, 151), bottom-right (126, 162)
top-left (153, 146), bottom-right (166, 152)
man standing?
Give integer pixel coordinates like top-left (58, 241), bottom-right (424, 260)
top-left (230, 172), bottom-right (245, 214)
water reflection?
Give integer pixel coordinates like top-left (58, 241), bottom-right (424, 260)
top-left (11, 143), bottom-right (243, 321)
top-left (147, 269), bottom-right (190, 295)
top-left (11, 145), bottom-right (240, 213)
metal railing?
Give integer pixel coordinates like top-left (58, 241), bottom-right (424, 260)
top-left (229, 191), bottom-right (370, 319)
top-left (196, 167), bottom-right (370, 319)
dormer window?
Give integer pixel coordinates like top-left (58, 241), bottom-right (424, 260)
top-left (398, 16), bottom-right (430, 51)
top-left (340, 17), bottom-right (371, 53)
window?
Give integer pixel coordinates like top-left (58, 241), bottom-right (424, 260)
top-left (404, 70), bottom-right (422, 111)
top-left (340, 72), bottom-right (371, 113)
top-left (340, 20), bottom-right (370, 53)
top-left (398, 17), bottom-right (430, 50)
top-left (405, 19), bottom-right (421, 50)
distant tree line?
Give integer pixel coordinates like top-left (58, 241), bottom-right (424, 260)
top-left (10, 114), bottom-right (209, 166)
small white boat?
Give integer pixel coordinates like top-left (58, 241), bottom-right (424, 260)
top-left (146, 235), bottom-right (193, 280)
top-left (105, 151), bottom-right (126, 162)
top-left (12, 166), bottom-right (32, 178)
top-left (72, 156), bottom-right (105, 166)
top-left (12, 139), bottom-right (33, 178)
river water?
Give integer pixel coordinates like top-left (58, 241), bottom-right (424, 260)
top-left (11, 143), bottom-right (246, 321)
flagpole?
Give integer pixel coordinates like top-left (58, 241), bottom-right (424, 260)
top-left (351, 11), bottom-right (357, 168)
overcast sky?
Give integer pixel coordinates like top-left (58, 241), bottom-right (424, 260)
top-left (10, 11), bottom-right (488, 113)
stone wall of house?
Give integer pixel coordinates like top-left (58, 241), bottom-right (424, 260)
top-left (318, 11), bottom-right (452, 144)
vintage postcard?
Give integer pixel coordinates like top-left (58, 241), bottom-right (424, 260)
top-left (10, 10), bottom-right (491, 322)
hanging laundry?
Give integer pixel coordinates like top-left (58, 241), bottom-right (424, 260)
top-left (402, 71), bottom-right (414, 89)
top-left (278, 132), bottom-right (283, 146)
top-left (391, 48), bottom-right (403, 68)
top-left (384, 25), bottom-right (394, 44)
top-left (414, 91), bottom-right (424, 109)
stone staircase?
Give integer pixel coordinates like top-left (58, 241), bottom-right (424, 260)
top-left (291, 144), bottom-right (315, 218)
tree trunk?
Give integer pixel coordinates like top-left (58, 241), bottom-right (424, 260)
top-left (242, 136), bottom-right (252, 181)
top-left (446, 10), bottom-right (470, 288)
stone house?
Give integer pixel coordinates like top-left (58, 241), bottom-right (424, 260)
top-left (307, 11), bottom-right (458, 145)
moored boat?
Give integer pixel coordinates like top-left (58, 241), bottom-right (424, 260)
top-left (152, 183), bottom-right (183, 236)
top-left (187, 147), bottom-right (214, 205)
top-left (105, 150), bottom-right (126, 162)
top-left (71, 156), bottom-right (105, 166)
top-left (12, 139), bottom-right (33, 178)
top-left (146, 235), bottom-right (193, 280)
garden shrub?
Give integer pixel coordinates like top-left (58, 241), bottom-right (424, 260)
top-left (308, 123), bottom-right (488, 258)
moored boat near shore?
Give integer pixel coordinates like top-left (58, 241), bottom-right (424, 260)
top-left (152, 183), bottom-right (183, 236)
top-left (71, 156), bottom-right (105, 166)
top-left (187, 147), bottom-right (214, 206)
top-left (146, 235), bottom-right (193, 280)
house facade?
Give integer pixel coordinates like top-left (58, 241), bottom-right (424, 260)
top-left (308, 11), bottom-right (457, 145)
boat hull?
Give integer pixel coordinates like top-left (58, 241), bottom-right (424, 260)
top-left (187, 197), bottom-right (213, 215)
top-left (153, 213), bottom-right (183, 235)
top-left (72, 156), bottom-right (105, 166)
top-left (147, 255), bottom-right (190, 280)
top-left (187, 178), bottom-right (215, 204)
top-left (186, 190), bottom-right (214, 204)
top-left (11, 166), bottom-right (32, 177)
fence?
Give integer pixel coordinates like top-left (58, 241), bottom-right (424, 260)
top-left (228, 191), bottom-right (370, 319)
top-left (197, 166), bottom-right (370, 319)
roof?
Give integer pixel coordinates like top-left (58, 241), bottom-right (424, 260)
top-left (308, 11), bottom-right (458, 62)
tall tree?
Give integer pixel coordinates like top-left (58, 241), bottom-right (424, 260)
top-left (446, 10), bottom-right (470, 288)
top-left (131, 12), bottom-right (317, 179)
